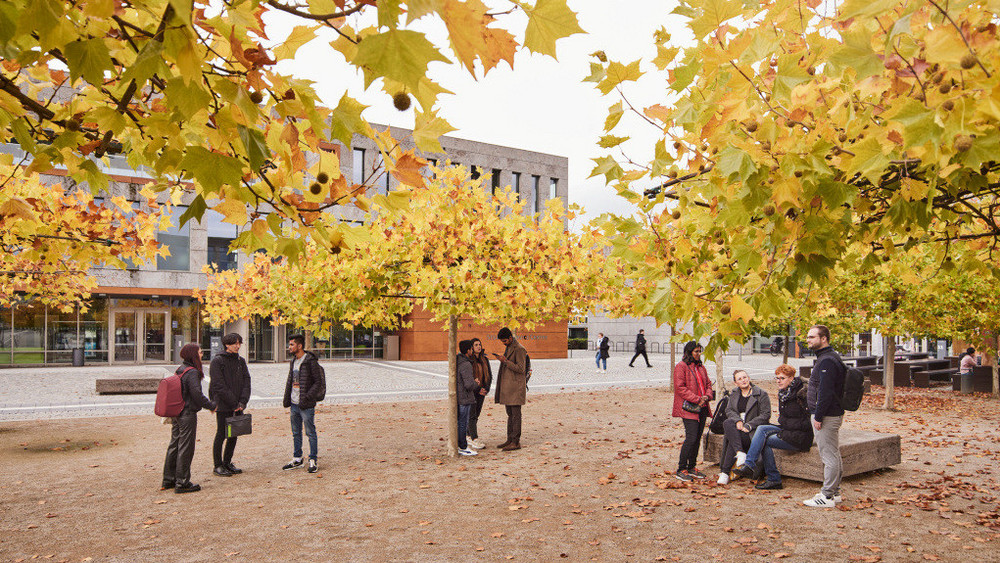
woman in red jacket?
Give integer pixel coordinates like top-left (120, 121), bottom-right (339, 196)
top-left (672, 341), bottom-right (714, 481)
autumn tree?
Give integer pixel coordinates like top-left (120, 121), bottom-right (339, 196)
top-left (0, 172), bottom-right (166, 309)
top-left (588, 0), bottom-right (1000, 360)
top-left (201, 165), bottom-right (618, 456)
top-left (0, 0), bottom-right (583, 306)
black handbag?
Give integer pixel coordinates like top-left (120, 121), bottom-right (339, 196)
top-left (681, 400), bottom-right (702, 413)
top-left (225, 413), bottom-right (252, 438)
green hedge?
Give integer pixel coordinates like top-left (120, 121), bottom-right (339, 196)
top-left (568, 338), bottom-right (588, 350)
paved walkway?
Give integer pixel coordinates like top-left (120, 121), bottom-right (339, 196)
top-left (0, 353), bottom-right (812, 421)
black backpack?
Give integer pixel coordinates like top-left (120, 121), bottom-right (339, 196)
top-left (839, 361), bottom-right (864, 411)
top-left (524, 353), bottom-right (532, 390)
top-left (709, 389), bottom-right (730, 434)
top-left (313, 361), bottom-right (327, 402)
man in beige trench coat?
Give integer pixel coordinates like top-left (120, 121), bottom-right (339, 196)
top-left (492, 327), bottom-right (528, 451)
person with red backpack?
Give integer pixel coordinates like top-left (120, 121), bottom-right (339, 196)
top-left (161, 343), bottom-right (216, 493)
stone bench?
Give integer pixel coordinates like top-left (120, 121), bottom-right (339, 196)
top-left (703, 428), bottom-right (901, 482)
top-left (96, 369), bottom-right (172, 394)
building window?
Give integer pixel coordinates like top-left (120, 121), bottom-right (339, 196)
top-left (352, 148), bottom-right (365, 185)
top-left (424, 158), bottom-right (438, 179)
top-left (373, 152), bottom-right (390, 195)
top-left (491, 169), bottom-right (501, 194)
top-left (531, 174), bottom-right (540, 214)
top-left (471, 166), bottom-right (481, 180)
top-left (202, 208), bottom-right (238, 271)
top-left (157, 205), bottom-right (190, 271)
top-left (511, 172), bottom-right (521, 201)
top-left (12, 302), bottom-right (45, 364)
top-left (550, 178), bottom-right (558, 200)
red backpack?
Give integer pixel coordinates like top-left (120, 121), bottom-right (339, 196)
top-left (155, 367), bottom-right (193, 417)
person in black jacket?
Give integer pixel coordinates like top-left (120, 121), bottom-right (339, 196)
top-left (595, 333), bottom-right (609, 373)
top-left (466, 338), bottom-right (493, 450)
top-left (162, 343), bottom-right (216, 493)
top-left (628, 329), bottom-right (653, 368)
top-left (456, 340), bottom-right (481, 456)
top-left (282, 334), bottom-right (324, 473)
top-left (733, 364), bottom-right (812, 490)
top-left (803, 325), bottom-right (846, 506)
top-left (718, 370), bottom-right (770, 484)
top-left (209, 333), bottom-right (251, 477)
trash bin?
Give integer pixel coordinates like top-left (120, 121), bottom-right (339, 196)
top-left (72, 347), bottom-right (85, 367)
top-left (960, 372), bottom-right (973, 394)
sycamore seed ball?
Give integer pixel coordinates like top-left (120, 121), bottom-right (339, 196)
top-left (961, 53), bottom-right (977, 70)
top-left (720, 304), bottom-right (731, 315)
top-left (943, 100), bottom-right (954, 111)
top-left (309, 182), bottom-right (322, 195)
top-left (249, 91), bottom-right (264, 104)
top-left (955, 135), bottom-right (974, 152)
top-left (671, 210), bottom-right (682, 220)
top-left (393, 92), bottom-right (411, 111)
top-left (763, 204), bottom-right (776, 216)
top-left (317, 172), bottom-right (329, 184)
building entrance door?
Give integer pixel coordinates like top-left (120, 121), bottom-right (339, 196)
top-left (110, 308), bottom-right (171, 364)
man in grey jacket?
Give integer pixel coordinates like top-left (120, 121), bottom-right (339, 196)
top-left (456, 340), bottom-right (480, 456)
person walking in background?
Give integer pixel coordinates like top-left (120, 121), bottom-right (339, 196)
top-left (162, 343), bottom-right (216, 493)
top-left (456, 340), bottom-right (481, 456)
top-left (596, 333), bottom-right (610, 373)
top-left (733, 364), bottom-right (813, 490)
top-left (282, 334), bottom-right (324, 474)
top-left (628, 329), bottom-right (653, 367)
top-left (803, 325), bottom-right (846, 507)
top-left (494, 327), bottom-right (528, 451)
top-left (717, 369), bottom-right (770, 485)
top-left (672, 341), bottom-right (714, 481)
top-left (467, 338), bottom-right (493, 450)
top-left (209, 333), bottom-right (251, 477)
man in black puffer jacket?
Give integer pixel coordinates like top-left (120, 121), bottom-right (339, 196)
top-left (282, 334), bottom-right (325, 473)
top-left (209, 333), bottom-right (252, 477)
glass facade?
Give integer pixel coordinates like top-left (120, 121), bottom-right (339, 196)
top-left (307, 322), bottom-right (383, 360)
top-left (203, 209), bottom-right (238, 271)
top-left (12, 302), bottom-right (45, 364)
top-left (81, 300), bottom-right (109, 363)
top-left (157, 205), bottom-right (190, 271)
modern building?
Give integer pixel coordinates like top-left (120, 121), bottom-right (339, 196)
top-left (0, 126), bottom-right (569, 367)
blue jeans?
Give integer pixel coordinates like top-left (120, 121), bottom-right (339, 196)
top-left (744, 424), bottom-right (797, 482)
top-left (458, 404), bottom-right (472, 450)
top-left (290, 405), bottom-right (317, 461)
top-left (595, 351), bottom-right (606, 370)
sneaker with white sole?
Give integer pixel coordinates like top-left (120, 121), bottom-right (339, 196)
top-left (458, 448), bottom-right (478, 456)
top-left (467, 437), bottom-right (485, 449)
top-left (282, 458), bottom-right (303, 470)
top-left (717, 472), bottom-right (730, 485)
top-left (307, 459), bottom-right (318, 473)
top-left (735, 451), bottom-right (747, 467)
top-left (803, 492), bottom-right (839, 507)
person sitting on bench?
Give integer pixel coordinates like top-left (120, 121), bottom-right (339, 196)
top-left (733, 364), bottom-right (813, 490)
top-left (717, 369), bottom-right (770, 485)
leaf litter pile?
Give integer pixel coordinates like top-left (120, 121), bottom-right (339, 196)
top-left (0, 384), bottom-right (998, 561)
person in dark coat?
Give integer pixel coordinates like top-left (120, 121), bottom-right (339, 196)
top-left (162, 343), bottom-right (216, 493)
top-left (281, 334), bottom-right (324, 473)
top-left (456, 339), bottom-right (481, 456)
top-left (595, 333), bottom-right (609, 373)
top-left (628, 329), bottom-right (653, 367)
top-left (733, 364), bottom-right (813, 490)
top-left (672, 341), bottom-right (714, 481)
top-left (209, 333), bottom-right (251, 477)
top-left (717, 369), bottom-right (771, 484)
top-left (466, 338), bottom-right (493, 449)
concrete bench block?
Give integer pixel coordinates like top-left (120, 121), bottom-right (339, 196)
top-left (703, 428), bottom-right (901, 482)
top-left (96, 377), bottom-right (162, 394)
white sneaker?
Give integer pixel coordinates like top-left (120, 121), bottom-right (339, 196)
top-left (596, 368), bottom-right (602, 373)
top-left (467, 437), bottom-right (485, 449)
top-left (717, 472), bottom-right (730, 485)
top-left (803, 492), bottom-right (839, 507)
top-left (458, 448), bottom-right (478, 456)
top-left (735, 451), bottom-right (747, 467)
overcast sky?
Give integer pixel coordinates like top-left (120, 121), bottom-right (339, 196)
top-left (269, 1), bottom-right (686, 225)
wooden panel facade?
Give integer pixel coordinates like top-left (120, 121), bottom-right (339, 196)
top-left (399, 306), bottom-right (568, 361)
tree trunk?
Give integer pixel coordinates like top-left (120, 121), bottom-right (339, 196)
top-left (715, 350), bottom-right (725, 397)
top-left (783, 322), bottom-right (790, 364)
top-left (447, 314), bottom-right (458, 457)
top-left (669, 326), bottom-right (676, 372)
top-left (883, 334), bottom-right (895, 410)
top-left (988, 335), bottom-right (999, 399)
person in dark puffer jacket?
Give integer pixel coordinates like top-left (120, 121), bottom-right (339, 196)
top-left (456, 339), bottom-right (481, 456)
top-left (162, 343), bottom-right (216, 493)
top-left (209, 333), bottom-right (251, 477)
top-left (733, 364), bottom-right (813, 490)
